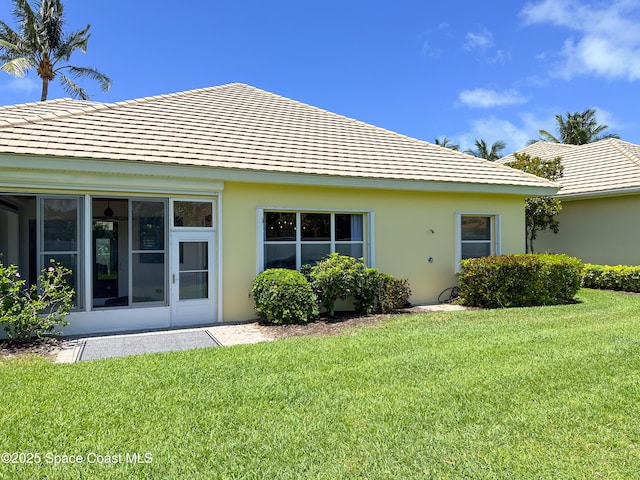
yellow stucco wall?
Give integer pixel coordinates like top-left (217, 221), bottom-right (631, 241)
top-left (535, 194), bottom-right (640, 266)
top-left (221, 181), bottom-right (527, 322)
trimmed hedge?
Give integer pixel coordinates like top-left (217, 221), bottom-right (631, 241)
top-left (308, 253), bottom-right (372, 317)
top-left (375, 274), bottom-right (412, 314)
top-left (251, 269), bottom-right (318, 325)
top-left (458, 254), bottom-right (583, 308)
top-left (582, 264), bottom-right (640, 293)
top-left (253, 254), bottom-right (412, 322)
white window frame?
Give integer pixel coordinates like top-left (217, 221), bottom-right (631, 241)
top-left (455, 212), bottom-right (501, 272)
top-left (256, 207), bottom-right (374, 273)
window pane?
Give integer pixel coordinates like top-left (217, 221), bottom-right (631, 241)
top-left (301, 243), bottom-right (331, 266)
top-left (174, 201), bottom-right (213, 227)
top-left (132, 253), bottom-right (165, 303)
top-left (335, 243), bottom-right (363, 259)
top-left (132, 201), bottom-right (165, 250)
top-left (264, 243), bottom-right (296, 269)
top-left (180, 272), bottom-right (208, 300)
top-left (336, 214), bottom-right (363, 241)
top-left (42, 198), bottom-right (78, 251)
top-left (265, 212), bottom-right (296, 241)
top-left (461, 216), bottom-right (491, 241)
top-left (42, 254), bottom-right (80, 307)
top-left (180, 242), bottom-right (208, 271)
top-left (461, 242), bottom-right (491, 259)
top-left (301, 213), bottom-right (330, 241)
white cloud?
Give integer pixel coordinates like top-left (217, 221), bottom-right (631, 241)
top-left (458, 88), bottom-right (528, 108)
top-left (521, 0), bottom-right (640, 80)
top-left (488, 49), bottom-right (511, 66)
top-left (0, 76), bottom-right (39, 94)
top-left (456, 112), bottom-right (553, 154)
top-left (464, 29), bottom-right (494, 51)
top-left (420, 23), bottom-right (451, 58)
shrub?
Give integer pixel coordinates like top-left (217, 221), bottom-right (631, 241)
top-left (582, 264), bottom-right (640, 293)
top-left (0, 260), bottom-right (74, 341)
top-left (251, 269), bottom-right (318, 325)
top-left (458, 254), bottom-right (582, 308)
top-left (375, 274), bottom-right (412, 313)
top-left (309, 254), bottom-right (412, 316)
top-left (353, 267), bottom-right (380, 315)
top-left (309, 253), bottom-right (370, 317)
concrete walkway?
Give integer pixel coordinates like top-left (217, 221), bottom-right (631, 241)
top-left (54, 304), bottom-right (466, 363)
top-left (55, 323), bottom-right (273, 363)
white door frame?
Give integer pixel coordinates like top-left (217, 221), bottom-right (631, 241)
top-left (170, 230), bottom-right (216, 327)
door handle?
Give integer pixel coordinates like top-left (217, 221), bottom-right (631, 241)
top-left (172, 274), bottom-right (176, 284)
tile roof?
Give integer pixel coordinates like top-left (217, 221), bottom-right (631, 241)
top-left (500, 139), bottom-right (640, 198)
top-left (0, 83), bottom-right (555, 192)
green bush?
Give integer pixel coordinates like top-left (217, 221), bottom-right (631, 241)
top-left (0, 260), bottom-right (74, 341)
top-left (251, 269), bottom-right (318, 325)
top-left (309, 253), bottom-right (372, 317)
top-left (458, 254), bottom-right (583, 308)
top-left (375, 274), bottom-right (412, 313)
top-left (582, 264), bottom-right (640, 292)
top-left (309, 254), bottom-right (411, 316)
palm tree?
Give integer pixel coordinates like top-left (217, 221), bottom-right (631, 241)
top-left (464, 139), bottom-right (507, 161)
top-left (0, 0), bottom-right (111, 101)
top-left (433, 136), bottom-right (460, 151)
top-left (537, 108), bottom-right (619, 145)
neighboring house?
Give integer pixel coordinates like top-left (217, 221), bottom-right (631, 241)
top-left (0, 83), bottom-right (556, 335)
top-left (500, 139), bottom-right (640, 266)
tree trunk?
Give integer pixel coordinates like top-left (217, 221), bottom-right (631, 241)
top-left (40, 78), bottom-right (49, 101)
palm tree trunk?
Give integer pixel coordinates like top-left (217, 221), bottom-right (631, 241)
top-left (40, 78), bottom-right (49, 101)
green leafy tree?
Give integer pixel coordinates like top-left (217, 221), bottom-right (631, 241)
top-left (464, 139), bottom-right (507, 161)
top-left (434, 136), bottom-right (460, 151)
top-left (505, 153), bottom-right (563, 253)
top-left (537, 108), bottom-right (619, 145)
top-left (0, 0), bottom-right (111, 101)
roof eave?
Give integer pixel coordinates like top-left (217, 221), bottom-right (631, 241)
top-left (557, 186), bottom-right (640, 201)
top-left (210, 167), bottom-right (560, 196)
top-left (0, 152), bottom-right (558, 197)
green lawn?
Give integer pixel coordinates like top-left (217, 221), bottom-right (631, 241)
top-left (1, 289), bottom-right (639, 479)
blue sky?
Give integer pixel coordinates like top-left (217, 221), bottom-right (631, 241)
top-left (1, 0), bottom-right (639, 154)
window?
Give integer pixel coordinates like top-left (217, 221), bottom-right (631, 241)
top-left (40, 196), bottom-right (83, 308)
top-left (456, 214), bottom-right (500, 270)
top-left (132, 200), bottom-right (166, 304)
top-left (261, 210), bottom-right (366, 270)
top-left (91, 198), bottom-right (167, 308)
top-left (173, 201), bottom-right (213, 228)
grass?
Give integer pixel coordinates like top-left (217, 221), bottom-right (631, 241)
top-left (1, 288), bottom-right (639, 479)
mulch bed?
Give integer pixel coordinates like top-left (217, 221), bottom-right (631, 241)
top-left (0, 307), bottom-right (429, 360)
top-left (0, 337), bottom-right (64, 361)
top-left (256, 307), bottom-right (426, 339)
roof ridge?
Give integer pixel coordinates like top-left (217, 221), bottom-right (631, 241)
top-left (107, 83), bottom-right (245, 109)
top-left (608, 138), bottom-right (640, 169)
top-left (0, 98), bottom-right (110, 128)
top-left (0, 84), bottom-right (248, 127)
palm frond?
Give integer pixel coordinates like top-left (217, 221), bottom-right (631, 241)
top-left (12, 0), bottom-right (39, 46)
top-left (57, 71), bottom-right (88, 99)
top-left (39, 0), bottom-right (65, 52)
top-left (538, 129), bottom-right (560, 143)
top-left (62, 65), bottom-right (112, 92)
top-left (0, 56), bottom-right (34, 76)
top-left (56, 25), bottom-right (90, 61)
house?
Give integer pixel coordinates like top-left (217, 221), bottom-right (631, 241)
top-left (0, 83), bottom-right (557, 335)
top-left (500, 139), bottom-right (640, 266)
